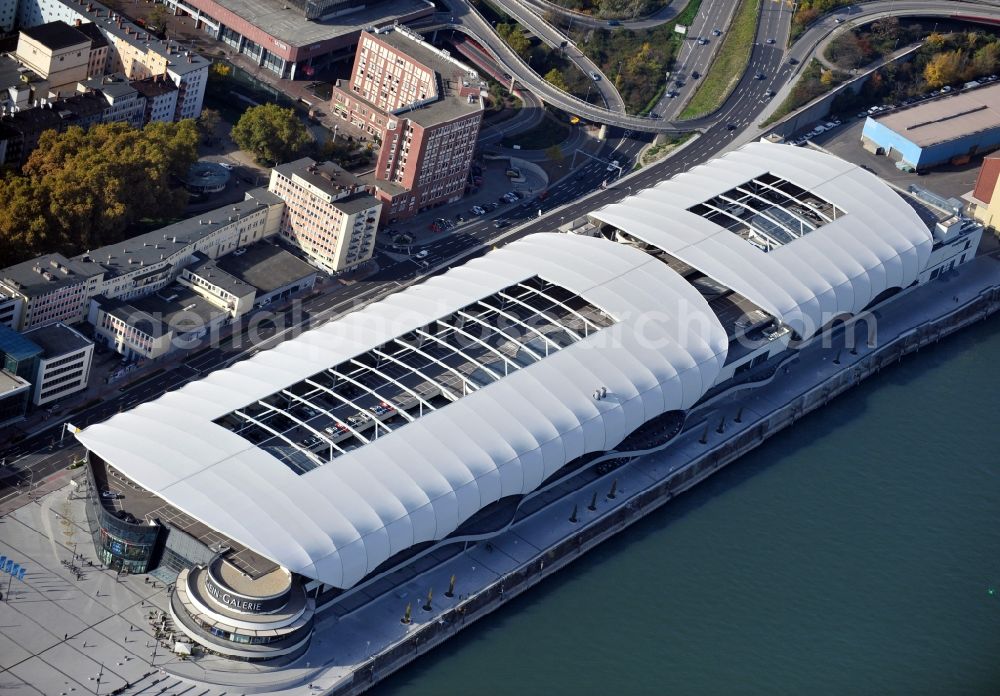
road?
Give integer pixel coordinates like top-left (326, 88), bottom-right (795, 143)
top-left (439, 0), bottom-right (1000, 132)
top-left (489, 0), bottom-right (628, 112)
top-left (522, 0), bottom-right (686, 31)
top-left (654, 0), bottom-right (743, 119)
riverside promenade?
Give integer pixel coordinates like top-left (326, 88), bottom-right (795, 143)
top-left (0, 255), bottom-right (998, 696)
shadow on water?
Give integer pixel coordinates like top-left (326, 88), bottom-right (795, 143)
top-left (371, 313), bottom-right (1000, 695)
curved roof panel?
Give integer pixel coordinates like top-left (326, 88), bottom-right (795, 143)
top-left (590, 142), bottom-right (934, 336)
top-left (77, 233), bottom-right (728, 588)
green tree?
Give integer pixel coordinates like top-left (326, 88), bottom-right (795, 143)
top-left (544, 68), bottom-right (569, 91)
top-left (231, 104), bottom-right (311, 165)
top-left (820, 68), bottom-right (835, 86)
top-left (972, 41), bottom-right (1000, 76)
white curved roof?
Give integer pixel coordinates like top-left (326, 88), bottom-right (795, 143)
top-left (77, 233), bottom-right (728, 588)
top-left (590, 142), bottom-right (934, 337)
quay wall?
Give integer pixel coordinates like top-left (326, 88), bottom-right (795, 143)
top-left (333, 284), bottom-right (1000, 696)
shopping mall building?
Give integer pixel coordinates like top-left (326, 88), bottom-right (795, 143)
top-left (75, 143), bottom-right (982, 661)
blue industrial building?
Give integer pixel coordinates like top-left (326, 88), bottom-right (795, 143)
top-left (861, 83), bottom-right (1000, 170)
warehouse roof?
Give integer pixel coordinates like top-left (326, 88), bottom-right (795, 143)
top-left (872, 83), bottom-right (1000, 148)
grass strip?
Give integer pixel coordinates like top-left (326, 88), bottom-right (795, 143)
top-left (678, 0), bottom-right (761, 119)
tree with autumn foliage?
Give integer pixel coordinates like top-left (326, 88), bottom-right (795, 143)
top-left (0, 120), bottom-right (199, 266)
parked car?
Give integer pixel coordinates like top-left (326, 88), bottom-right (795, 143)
top-left (589, 71), bottom-right (601, 81)
top-left (415, 250), bottom-right (429, 259)
top-left (494, 219), bottom-right (509, 229)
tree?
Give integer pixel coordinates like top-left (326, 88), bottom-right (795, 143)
top-left (506, 27), bottom-right (531, 58)
top-left (972, 41), bottom-right (1000, 76)
top-left (924, 50), bottom-right (963, 88)
top-left (147, 3), bottom-right (168, 31)
top-left (544, 68), bottom-right (569, 91)
top-left (0, 120), bottom-right (199, 266)
top-left (231, 104), bottom-right (311, 165)
top-left (820, 68), bottom-right (835, 87)
top-left (197, 108), bottom-right (222, 143)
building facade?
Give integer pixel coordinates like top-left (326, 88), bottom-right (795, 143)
top-left (22, 321), bottom-right (94, 406)
top-left (157, 0), bottom-right (432, 79)
top-left (861, 83), bottom-right (1000, 170)
top-left (330, 27), bottom-right (484, 223)
top-left (268, 158), bottom-right (381, 273)
top-left (16, 0), bottom-right (208, 121)
top-left (15, 20), bottom-right (92, 93)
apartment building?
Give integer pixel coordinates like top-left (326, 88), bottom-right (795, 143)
top-left (17, 0), bottom-right (208, 120)
top-left (268, 158), bottom-right (381, 273)
top-left (22, 321), bottom-right (93, 406)
top-left (15, 20), bottom-right (91, 94)
top-left (0, 254), bottom-right (102, 332)
top-left (0, 189), bottom-right (282, 333)
top-left (329, 27), bottom-right (484, 223)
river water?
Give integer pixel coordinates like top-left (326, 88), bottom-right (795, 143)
top-left (373, 316), bottom-right (1000, 696)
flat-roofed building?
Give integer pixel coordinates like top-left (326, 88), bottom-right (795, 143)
top-left (0, 369), bottom-right (31, 426)
top-left (156, 0), bottom-right (432, 80)
top-left (214, 243), bottom-right (318, 307)
top-left (17, 1), bottom-right (209, 121)
top-left (330, 27), bottom-right (484, 223)
top-left (0, 254), bottom-right (102, 331)
top-left (0, 323), bottom-right (43, 381)
top-left (861, 83), bottom-right (1000, 170)
top-left (15, 21), bottom-right (91, 94)
top-left (92, 285), bottom-right (230, 359)
top-left (22, 321), bottom-right (94, 406)
top-left (268, 157), bottom-right (381, 273)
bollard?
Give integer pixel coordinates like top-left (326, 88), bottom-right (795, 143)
top-left (716, 416), bottom-right (726, 434)
top-left (423, 588), bottom-right (433, 612)
top-left (699, 424), bottom-right (709, 445)
top-left (587, 491), bottom-right (597, 511)
top-left (569, 504), bottom-right (578, 523)
top-left (401, 602), bottom-right (411, 624)
top-left (607, 479), bottom-right (617, 500)
top-left (445, 574), bottom-right (456, 598)
top-left (734, 406), bottom-right (743, 423)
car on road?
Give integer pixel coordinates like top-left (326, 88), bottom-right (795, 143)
top-left (726, 123), bottom-right (737, 131)
top-left (484, 201), bottom-right (498, 211)
top-left (712, 28), bottom-right (722, 36)
top-left (607, 160), bottom-right (620, 172)
top-left (755, 72), bottom-right (767, 80)
top-left (101, 490), bottom-right (119, 499)
top-left (607, 19), bottom-right (620, 26)
top-left (219, 162), bottom-right (235, 170)
top-left (697, 37), bottom-right (708, 45)
top-left (765, 90), bottom-right (776, 98)
top-left (494, 219), bottom-right (509, 229)
top-left (766, 38), bottom-right (776, 44)
top-left (788, 57), bottom-right (799, 65)
top-left (589, 71), bottom-right (601, 81)
top-left (691, 70), bottom-right (700, 79)
top-left (415, 250), bottom-right (429, 259)
top-left (667, 90), bottom-right (678, 98)
top-left (471, 205), bottom-right (486, 216)
top-left (649, 111), bottom-right (660, 118)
